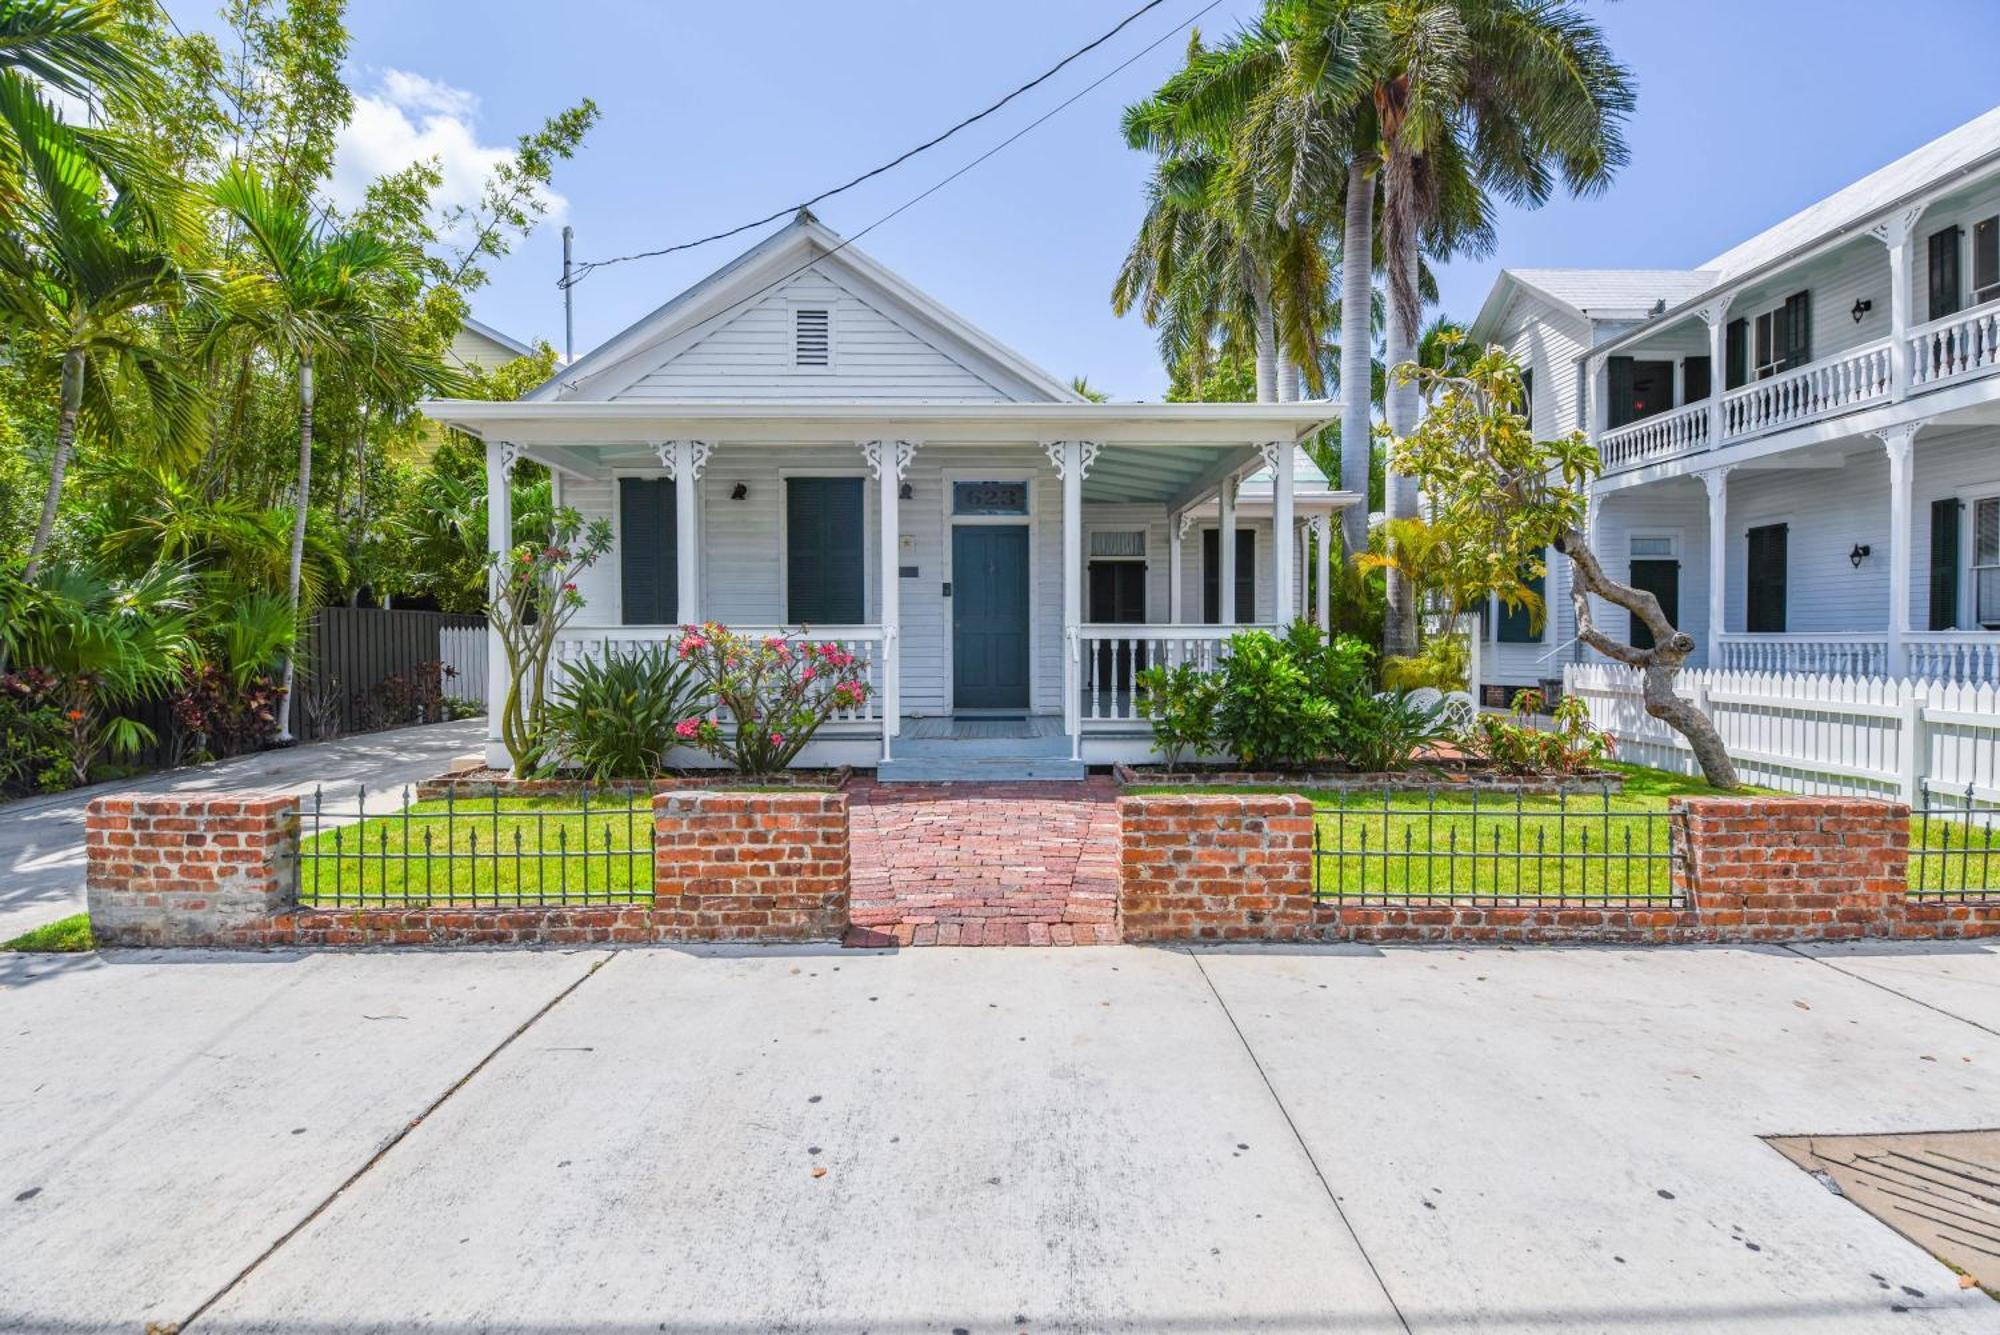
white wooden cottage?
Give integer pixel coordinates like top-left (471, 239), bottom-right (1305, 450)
top-left (1470, 106), bottom-right (2000, 704)
top-left (424, 214), bottom-right (1354, 778)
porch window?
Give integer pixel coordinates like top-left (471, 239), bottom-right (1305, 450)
top-left (786, 476), bottom-right (865, 624)
top-left (1751, 292), bottom-right (1811, 379)
top-left (1975, 217), bottom-right (2000, 306)
top-left (1975, 497), bottom-right (2000, 629)
top-left (1202, 529), bottom-right (1256, 624)
top-left (952, 480), bottom-right (1028, 516)
top-left (1745, 523), bottom-right (1788, 634)
top-left (619, 477), bottom-right (679, 625)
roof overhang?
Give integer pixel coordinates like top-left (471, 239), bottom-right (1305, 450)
top-left (420, 398), bottom-right (1341, 447)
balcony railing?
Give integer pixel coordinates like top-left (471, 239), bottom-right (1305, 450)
top-left (551, 623), bottom-right (888, 725)
top-left (1075, 623), bottom-right (1271, 725)
top-left (1908, 299), bottom-right (2000, 391)
top-left (1599, 401), bottom-right (1710, 472)
top-left (1720, 340), bottom-right (1893, 444)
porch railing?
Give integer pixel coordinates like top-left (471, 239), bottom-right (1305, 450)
top-left (1714, 632), bottom-right (1889, 677)
top-left (1719, 339), bottom-right (1893, 444)
top-left (551, 624), bottom-right (888, 725)
top-left (1908, 298), bottom-right (2000, 391)
top-left (1075, 623), bottom-right (1272, 725)
top-left (1599, 401), bottom-right (1709, 473)
top-left (1904, 632), bottom-right (2000, 685)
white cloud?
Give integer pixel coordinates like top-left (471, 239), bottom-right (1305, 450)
top-left (330, 68), bottom-right (567, 235)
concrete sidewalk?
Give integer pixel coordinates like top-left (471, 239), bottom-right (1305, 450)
top-left (0, 718), bottom-right (484, 941)
top-left (2, 940), bottom-right (1995, 1332)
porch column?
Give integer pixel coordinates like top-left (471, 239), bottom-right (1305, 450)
top-left (1672, 357), bottom-right (1686, 408)
top-left (1586, 354), bottom-right (1608, 439)
top-left (1870, 206), bottom-right (1923, 400)
top-left (484, 439), bottom-right (516, 768)
top-left (1701, 465), bottom-right (1732, 669)
top-left (1218, 476), bottom-right (1238, 623)
top-left (1700, 299), bottom-right (1732, 446)
top-left (1049, 440), bottom-right (1097, 760)
top-left (1268, 440), bottom-right (1296, 627)
top-left (661, 439), bottom-right (710, 624)
top-left (1313, 515), bottom-right (1332, 629)
top-left (1168, 509), bottom-right (1188, 623)
top-left (1875, 422), bottom-right (1923, 679)
top-left (863, 439), bottom-right (914, 758)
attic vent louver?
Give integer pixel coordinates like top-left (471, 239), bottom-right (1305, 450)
top-left (794, 307), bottom-right (830, 367)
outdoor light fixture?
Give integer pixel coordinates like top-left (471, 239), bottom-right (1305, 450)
top-left (1850, 542), bottom-right (1872, 568)
top-left (730, 482), bottom-right (748, 501)
top-left (1852, 297), bottom-right (1873, 323)
top-left (899, 482), bottom-right (913, 500)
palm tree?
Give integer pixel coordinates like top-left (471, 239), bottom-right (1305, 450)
top-left (209, 162), bottom-right (450, 741)
top-left (0, 77), bottom-right (202, 582)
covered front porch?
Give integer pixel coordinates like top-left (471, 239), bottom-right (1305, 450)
top-left (426, 399), bottom-right (1348, 773)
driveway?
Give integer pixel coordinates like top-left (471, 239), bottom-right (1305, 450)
top-left (2, 939), bottom-right (1995, 1332)
top-left (0, 719), bottom-right (484, 941)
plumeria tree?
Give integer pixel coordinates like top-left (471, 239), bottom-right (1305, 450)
top-left (674, 625), bottom-right (871, 776)
top-left (487, 506), bottom-right (611, 776)
top-left (1392, 339), bottom-right (1738, 788)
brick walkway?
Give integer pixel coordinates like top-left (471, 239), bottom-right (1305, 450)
top-left (844, 777), bottom-right (1121, 946)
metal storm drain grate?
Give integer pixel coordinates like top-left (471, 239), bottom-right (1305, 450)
top-left (1769, 1131), bottom-right (2000, 1292)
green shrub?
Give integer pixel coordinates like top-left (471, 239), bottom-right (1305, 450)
top-left (1465, 691), bottom-right (1614, 774)
top-left (1213, 628), bottom-right (1340, 767)
top-left (543, 648), bottom-right (701, 780)
top-left (1381, 635), bottom-right (1468, 691)
top-left (0, 668), bottom-right (67, 796)
top-left (1134, 660), bottom-right (1222, 769)
top-left (1338, 691), bottom-right (1457, 772)
top-left (675, 626), bottom-right (873, 776)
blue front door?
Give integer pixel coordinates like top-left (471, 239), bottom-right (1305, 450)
top-left (952, 525), bottom-right (1030, 710)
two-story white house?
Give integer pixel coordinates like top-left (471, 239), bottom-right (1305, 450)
top-left (423, 213), bottom-right (1354, 779)
top-left (1469, 106), bottom-right (2000, 703)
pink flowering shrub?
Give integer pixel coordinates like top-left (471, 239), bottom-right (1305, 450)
top-left (674, 623), bottom-right (872, 775)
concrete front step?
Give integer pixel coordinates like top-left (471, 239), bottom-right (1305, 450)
top-left (873, 754), bottom-right (1088, 783)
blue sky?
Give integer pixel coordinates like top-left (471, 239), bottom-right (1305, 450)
top-left (176, 1), bottom-right (2000, 399)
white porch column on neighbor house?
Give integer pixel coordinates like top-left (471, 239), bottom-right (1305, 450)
top-left (659, 439), bottom-right (710, 624)
top-left (1267, 440), bottom-right (1296, 627)
top-left (1050, 440), bottom-right (1098, 760)
top-left (862, 439), bottom-right (915, 758)
top-left (1313, 515), bottom-right (1332, 629)
top-left (1586, 354), bottom-right (1609, 438)
top-left (1876, 421), bottom-right (1923, 678)
top-left (1168, 509), bottom-right (1189, 623)
top-left (484, 438), bottom-right (516, 768)
top-left (1672, 358), bottom-right (1686, 408)
top-left (1701, 298), bottom-right (1732, 444)
top-left (1871, 205), bottom-right (1924, 400)
top-left (1218, 476), bottom-right (1239, 623)
top-left (1701, 465), bottom-right (1732, 668)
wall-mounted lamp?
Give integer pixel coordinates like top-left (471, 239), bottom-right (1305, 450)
top-left (1851, 297), bottom-right (1873, 323)
top-left (729, 482), bottom-right (748, 501)
top-left (1850, 542), bottom-right (1872, 568)
top-left (898, 482), bottom-right (913, 501)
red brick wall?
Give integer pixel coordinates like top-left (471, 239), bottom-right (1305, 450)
top-left (1673, 796), bottom-right (1911, 941)
top-left (85, 795), bottom-right (300, 946)
top-left (652, 791), bottom-right (850, 941)
top-left (1117, 795), bottom-right (1316, 942)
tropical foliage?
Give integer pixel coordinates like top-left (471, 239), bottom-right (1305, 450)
top-left (488, 508), bottom-right (612, 777)
top-left (543, 649), bottom-right (703, 783)
top-left (674, 626), bottom-right (873, 777)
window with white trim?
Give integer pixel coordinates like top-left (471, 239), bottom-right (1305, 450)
top-left (792, 307), bottom-right (830, 367)
top-left (1975, 496), bottom-right (2000, 628)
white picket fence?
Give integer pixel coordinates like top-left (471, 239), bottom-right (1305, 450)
top-left (438, 624), bottom-right (487, 706)
top-left (1564, 662), bottom-right (2000, 805)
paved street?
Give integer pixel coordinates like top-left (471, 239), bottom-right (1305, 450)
top-left (0, 719), bottom-right (485, 942)
top-left (2, 939), bottom-right (1995, 1333)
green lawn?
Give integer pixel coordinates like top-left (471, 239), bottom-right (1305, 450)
top-left (297, 795), bottom-right (655, 907)
top-left (2, 913), bottom-right (94, 952)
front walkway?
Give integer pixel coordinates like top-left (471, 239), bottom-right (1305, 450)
top-left (844, 777), bottom-right (1121, 945)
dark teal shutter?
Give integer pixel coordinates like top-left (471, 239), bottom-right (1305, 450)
top-left (619, 477), bottom-right (678, 625)
top-left (786, 476), bottom-right (865, 624)
top-left (1683, 356), bottom-right (1712, 403)
top-left (1782, 291), bottom-right (1811, 370)
top-left (1496, 560), bottom-right (1544, 643)
top-left (1607, 357), bottom-right (1636, 428)
top-left (1929, 227), bottom-right (1962, 321)
top-left (1975, 218), bottom-right (1999, 295)
top-left (1200, 529), bottom-right (1258, 623)
top-left (1745, 523), bottom-right (1788, 634)
top-left (1930, 498), bottom-right (1962, 631)
top-left (1725, 319), bottom-right (1748, 389)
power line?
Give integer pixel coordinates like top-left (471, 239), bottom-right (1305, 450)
top-left (560, 0), bottom-right (1226, 394)
top-left (561, 0), bottom-right (1192, 287)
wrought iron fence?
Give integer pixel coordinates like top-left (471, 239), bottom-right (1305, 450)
top-left (1909, 785), bottom-right (2000, 904)
top-left (1312, 785), bottom-right (1687, 907)
top-left (297, 785), bottom-right (654, 908)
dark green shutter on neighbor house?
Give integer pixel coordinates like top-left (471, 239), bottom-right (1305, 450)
top-left (1782, 291), bottom-right (1811, 370)
top-left (1931, 497), bottom-right (1962, 631)
top-left (619, 477), bottom-right (678, 625)
top-left (1745, 523), bottom-right (1788, 634)
top-left (1684, 355), bottom-right (1712, 403)
top-left (1929, 226), bottom-right (1963, 321)
top-left (786, 476), bottom-right (866, 625)
top-left (1725, 319), bottom-right (1748, 389)
top-left (1606, 357), bottom-right (1636, 428)
top-left (1496, 561), bottom-right (1544, 643)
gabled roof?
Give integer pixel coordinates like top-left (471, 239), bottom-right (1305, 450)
top-left (1701, 105), bottom-right (2000, 283)
top-left (528, 212), bottom-right (1082, 404)
top-left (460, 317), bottom-right (536, 360)
top-left (1469, 268), bottom-right (1715, 342)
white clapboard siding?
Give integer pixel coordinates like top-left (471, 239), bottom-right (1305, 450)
top-left (614, 270), bottom-right (1013, 403)
top-left (1565, 662), bottom-right (2000, 805)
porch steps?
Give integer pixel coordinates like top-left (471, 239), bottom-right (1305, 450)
top-left (874, 719), bottom-right (1086, 783)
top-left (875, 755), bottom-right (1088, 783)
